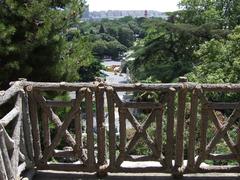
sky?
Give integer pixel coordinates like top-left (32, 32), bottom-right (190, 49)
top-left (86, 0), bottom-right (180, 12)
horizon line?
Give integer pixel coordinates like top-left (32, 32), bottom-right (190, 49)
top-left (88, 9), bottom-right (170, 12)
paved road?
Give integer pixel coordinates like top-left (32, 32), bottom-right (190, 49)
top-left (102, 70), bottom-right (128, 84)
top-left (101, 60), bottom-right (132, 131)
top-left (101, 60), bottom-right (121, 67)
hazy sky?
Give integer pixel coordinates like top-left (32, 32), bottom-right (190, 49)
top-left (87, 0), bottom-right (180, 12)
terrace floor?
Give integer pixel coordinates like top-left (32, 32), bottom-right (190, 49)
top-left (30, 171), bottom-right (240, 180)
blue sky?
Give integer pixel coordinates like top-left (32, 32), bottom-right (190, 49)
top-left (86, 0), bottom-right (180, 12)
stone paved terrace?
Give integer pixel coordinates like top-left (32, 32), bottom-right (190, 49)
top-left (30, 171), bottom-right (240, 180)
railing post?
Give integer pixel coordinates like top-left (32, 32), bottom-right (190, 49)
top-left (11, 93), bottom-right (23, 177)
top-left (195, 91), bottom-right (209, 168)
top-left (186, 87), bottom-right (199, 172)
top-left (27, 86), bottom-right (42, 165)
top-left (106, 86), bottom-right (116, 171)
top-left (18, 78), bottom-right (34, 169)
top-left (41, 106), bottom-right (51, 151)
top-left (173, 77), bottom-right (188, 178)
top-left (74, 90), bottom-right (82, 160)
top-left (165, 87), bottom-right (176, 170)
top-left (22, 89), bottom-right (34, 164)
top-left (118, 108), bottom-right (127, 167)
top-left (95, 85), bottom-right (107, 177)
top-left (85, 88), bottom-right (95, 169)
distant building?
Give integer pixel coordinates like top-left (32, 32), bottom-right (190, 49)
top-left (82, 10), bottom-right (167, 20)
top-left (144, 10), bottom-right (148, 18)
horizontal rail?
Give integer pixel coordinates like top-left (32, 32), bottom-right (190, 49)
top-left (11, 81), bottom-right (240, 92)
top-left (0, 107), bottom-right (19, 127)
top-left (37, 163), bottom-right (94, 172)
top-left (0, 82), bottom-right (23, 106)
top-left (21, 81), bottom-right (97, 91)
top-left (208, 102), bottom-right (240, 110)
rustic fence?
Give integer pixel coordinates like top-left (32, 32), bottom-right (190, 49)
top-left (0, 81), bottom-right (34, 179)
top-left (0, 79), bottom-right (240, 179)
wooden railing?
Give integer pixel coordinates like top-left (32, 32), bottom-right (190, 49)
top-left (1, 79), bottom-right (240, 179)
top-left (0, 81), bottom-right (34, 179)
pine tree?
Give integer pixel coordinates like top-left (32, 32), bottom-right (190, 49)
top-left (99, 24), bottom-right (105, 33)
top-left (0, 0), bottom-right (98, 89)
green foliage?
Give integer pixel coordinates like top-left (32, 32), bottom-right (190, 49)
top-left (92, 39), bottom-right (127, 59)
top-left (188, 26), bottom-right (240, 84)
top-left (99, 24), bottom-right (105, 33)
top-left (0, 0), bottom-right (101, 89)
top-left (78, 59), bottom-right (103, 82)
top-left (176, 0), bottom-right (240, 29)
top-left (117, 27), bottom-right (134, 47)
top-left (130, 20), bottom-right (229, 82)
top-left (106, 40), bottom-right (127, 58)
top-left (79, 17), bottom-right (146, 60)
top-left (187, 26), bottom-right (240, 101)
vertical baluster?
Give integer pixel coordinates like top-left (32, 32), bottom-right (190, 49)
top-left (74, 90), bottom-right (82, 160)
top-left (20, 123), bottom-right (32, 168)
top-left (165, 88), bottom-right (176, 169)
top-left (174, 77), bottom-right (187, 176)
top-left (106, 87), bottom-right (116, 170)
top-left (11, 93), bottom-right (22, 177)
top-left (95, 86), bottom-right (106, 166)
top-left (155, 107), bottom-right (163, 160)
top-left (22, 91), bottom-right (34, 162)
top-left (196, 101), bottom-right (209, 167)
top-left (42, 108), bottom-right (50, 149)
top-left (27, 87), bottom-right (42, 164)
top-left (86, 88), bottom-right (95, 169)
top-left (118, 108), bottom-right (127, 166)
top-left (187, 89), bottom-right (199, 171)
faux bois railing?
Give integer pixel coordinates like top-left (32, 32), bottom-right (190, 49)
top-left (0, 78), bottom-right (240, 179)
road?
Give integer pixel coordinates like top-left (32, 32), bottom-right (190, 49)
top-left (101, 60), bottom-right (132, 131)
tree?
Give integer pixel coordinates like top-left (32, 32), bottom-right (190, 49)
top-left (176, 0), bottom-right (240, 29)
top-left (99, 24), bottom-right (106, 33)
top-left (188, 26), bottom-right (240, 84)
top-left (118, 27), bottom-right (135, 47)
top-left (106, 40), bottom-right (127, 59)
top-left (92, 39), bottom-right (127, 59)
top-left (92, 40), bottom-right (107, 58)
top-left (130, 21), bottom-right (229, 82)
top-left (187, 26), bottom-right (240, 101)
top-left (106, 26), bottom-right (118, 38)
top-left (78, 59), bottom-right (103, 82)
top-left (0, 0), bottom-right (100, 89)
